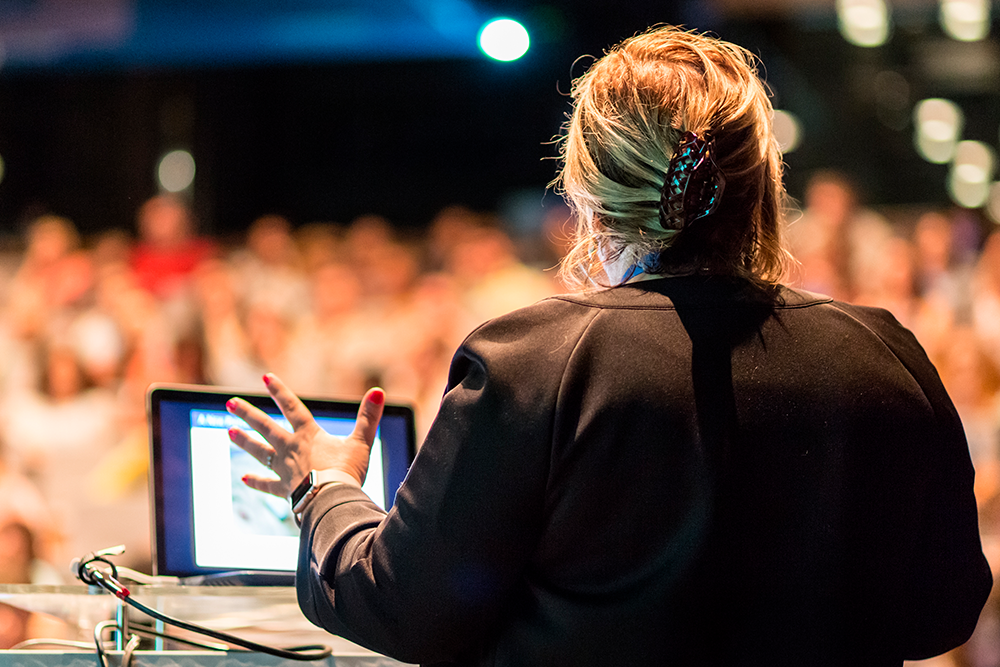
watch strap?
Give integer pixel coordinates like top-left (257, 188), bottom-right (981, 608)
top-left (289, 469), bottom-right (354, 525)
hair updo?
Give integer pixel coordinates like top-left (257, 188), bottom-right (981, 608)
top-left (553, 25), bottom-right (791, 290)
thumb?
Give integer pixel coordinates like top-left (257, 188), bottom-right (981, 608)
top-left (351, 387), bottom-right (385, 446)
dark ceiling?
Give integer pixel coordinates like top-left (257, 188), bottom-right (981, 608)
top-left (0, 1), bottom-right (997, 237)
top-left (0, 0), bottom-right (728, 70)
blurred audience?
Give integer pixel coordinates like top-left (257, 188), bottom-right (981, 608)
top-left (787, 170), bottom-right (893, 301)
top-left (0, 180), bottom-right (998, 661)
top-left (0, 449), bottom-right (67, 647)
top-left (129, 194), bottom-right (217, 300)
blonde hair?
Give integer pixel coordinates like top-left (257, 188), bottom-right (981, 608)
top-left (553, 25), bottom-right (791, 290)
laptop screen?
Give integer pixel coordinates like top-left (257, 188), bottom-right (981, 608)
top-left (148, 384), bottom-right (416, 579)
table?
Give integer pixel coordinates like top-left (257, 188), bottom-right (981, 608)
top-left (0, 585), bottom-right (410, 666)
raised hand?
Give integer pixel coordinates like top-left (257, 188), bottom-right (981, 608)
top-left (226, 373), bottom-right (385, 498)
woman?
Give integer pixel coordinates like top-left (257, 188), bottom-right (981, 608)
top-left (227, 26), bottom-right (990, 666)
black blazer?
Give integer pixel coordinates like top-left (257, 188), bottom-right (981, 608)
top-left (296, 276), bottom-right (991, 666)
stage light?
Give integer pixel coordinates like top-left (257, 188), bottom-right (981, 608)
top-left (772, 109), bottom-right (802, 153)
top-left (948, 140), bottom-right (994, 208)
top-left (837, 0), bottom-right (890, 47)
top-left (914, 98), bottom-right (963, 164)
top-left (940, 0), bottom-right (990, 42)
top-left (157, 149), bottom-right (196, 193)
top-left (479, 18), bottom-right (529, 61)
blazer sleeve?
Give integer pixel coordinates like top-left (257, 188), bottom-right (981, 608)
top-left (295, 299), bottom-right (590, 664)
top-left (834, 302), bottom-right (992, 658)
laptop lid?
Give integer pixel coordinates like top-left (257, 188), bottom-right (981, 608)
top-left (147, 383), bottom-right (416, 580)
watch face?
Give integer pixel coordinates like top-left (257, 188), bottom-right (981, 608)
top-left (289, 472), bottom-right (313, 507)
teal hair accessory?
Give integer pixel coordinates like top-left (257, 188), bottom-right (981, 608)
top-left (658, 132), bottom-right (725, 231)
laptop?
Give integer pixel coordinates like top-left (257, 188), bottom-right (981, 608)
top-left (147, 383), bottom-right (416, 585)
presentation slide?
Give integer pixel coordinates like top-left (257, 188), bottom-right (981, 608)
top-left (189, 409), bottom-right (384, 571)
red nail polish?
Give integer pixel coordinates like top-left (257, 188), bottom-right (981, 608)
top-left (370, 388), bottom-right (385, 406)
top-left (241, 475), bottom-right (249, 483)
top-left (226, 398), bottom-right (237, 410)
top-left (262, 374), bottom-right (271, 386)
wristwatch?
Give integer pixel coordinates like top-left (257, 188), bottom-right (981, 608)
top-left (289, 469), bottom-right (345, 525)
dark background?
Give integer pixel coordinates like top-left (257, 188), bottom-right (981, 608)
top-left (0, 0), bottom-right (997, 237)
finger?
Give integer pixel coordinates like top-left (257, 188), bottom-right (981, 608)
top-left (263, 373), bottom-right (318, 432)
top-left (241, 473), bottom-right (287, 498)
top-left (226, 397), bottom-right (292, 448)
top-left (351, 387), bottom-right (385, 447)
top-left (228, 427), bottom-right (275, 467)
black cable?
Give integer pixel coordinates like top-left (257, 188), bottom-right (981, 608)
top-left (118, 594), bottom-right (331, 660)
top-left (128, 623), bottom-right (231, 651)
top-left (77, 555), bottom-right (332, 661)
top-left (77, 554), bottom-right (119, 585)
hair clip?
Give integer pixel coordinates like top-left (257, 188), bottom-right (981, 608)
top-left (658, 132), bottom-right (726, 231)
